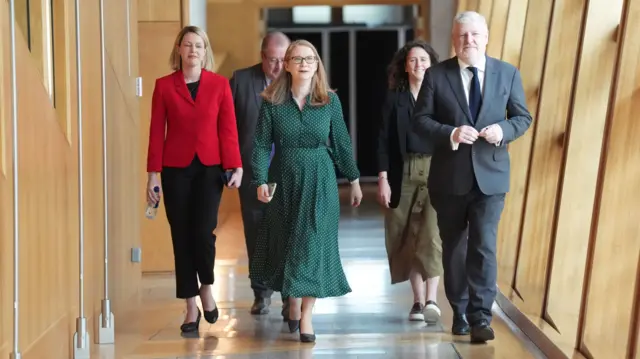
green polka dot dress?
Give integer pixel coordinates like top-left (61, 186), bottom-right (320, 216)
top-left (249, 91), bottom-right (360, 299)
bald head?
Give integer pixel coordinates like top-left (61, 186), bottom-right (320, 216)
top-left (261, 32), bottom-right (290, 52)
top-left (261, 32), bottom-right (290, 81)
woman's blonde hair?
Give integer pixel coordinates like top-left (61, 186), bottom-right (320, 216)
top-left (261, 40), bottom-right (332, 106)
top-left (169, 26), bottom-right (215, 71)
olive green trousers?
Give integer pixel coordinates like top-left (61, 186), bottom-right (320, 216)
top-left (384, 154), bottom-right (443, 284)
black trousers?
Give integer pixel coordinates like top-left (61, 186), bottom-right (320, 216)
top-left (429, 182), bottom-right (505, 325)
top-left (161, 156), bottom-right (224, 299)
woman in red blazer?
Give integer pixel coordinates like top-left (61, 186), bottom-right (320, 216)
top-left (146, 25), bottom-right (243, 333)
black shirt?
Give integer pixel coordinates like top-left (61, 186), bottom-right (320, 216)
top-left (187, 80), bottom-right (200, 100)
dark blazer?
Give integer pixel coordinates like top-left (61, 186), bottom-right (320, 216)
top-left (377, 90), bottom-right (434, 208)
top-left (229, 64), bottom-right (265, 169)
top-left (412, 56), bottom-right (532, 196)
top-left (146, 69), bottom-right (242, 172)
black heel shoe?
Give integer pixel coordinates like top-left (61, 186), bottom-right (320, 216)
top-left (200, 288), bottom-right (219, 324)
top-left (203, 306), bottom-right (219, 324)
top-left (180, 308), bottom-right (201, 333)
top-left (300, 333), bottom-right (316, 343)
top-left (288, 319), bottom-right (300, 333)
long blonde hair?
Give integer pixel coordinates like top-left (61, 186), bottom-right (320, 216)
top-left (261, 40), bottom-right (332, 106)
top-left (169, 26), bottom-right (215, 71)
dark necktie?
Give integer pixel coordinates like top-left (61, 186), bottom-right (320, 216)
top-left (467, 66), bottom-right (482, 122)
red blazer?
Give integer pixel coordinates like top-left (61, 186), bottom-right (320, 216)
top-left (146, 69), bottom-right (242, 172)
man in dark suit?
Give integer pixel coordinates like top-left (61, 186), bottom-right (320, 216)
top-left (229, 32), bottom-right (290, 318)
top-left (412, 11), bottom-right (532, 342)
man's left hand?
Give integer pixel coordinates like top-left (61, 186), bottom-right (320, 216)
top-left (479, 124), bottom-right (503, 145)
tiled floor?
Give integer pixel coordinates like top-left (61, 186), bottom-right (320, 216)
top-left (99, 185), bottom-right (547, 359)
top-left (164, 342), bottom-right (461, 358)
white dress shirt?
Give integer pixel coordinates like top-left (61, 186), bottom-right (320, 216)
top-left (450, 56), bottom-right (487, 150)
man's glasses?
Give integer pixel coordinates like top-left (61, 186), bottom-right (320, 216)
top-left (266, 57), bottom-right (284, 64)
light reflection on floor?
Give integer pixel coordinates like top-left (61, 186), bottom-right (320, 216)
top-left (117, 186), bottom-right (545, 359)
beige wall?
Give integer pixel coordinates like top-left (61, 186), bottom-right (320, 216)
top-left (0, 0), bottom-right (141, 358)
top-left (427, 0), bottom-right (454, 58)
top-left (207, 1), bottom-right (264, 78)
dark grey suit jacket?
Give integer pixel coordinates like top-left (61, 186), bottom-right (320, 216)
top-left (229, 64), bottom-right (266, 185)
top-left (412, 56), bottom-right (532, 196)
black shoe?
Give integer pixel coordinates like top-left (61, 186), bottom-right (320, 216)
top-left (250, 297), bottom-right (271, 315)
top-left (180, 308), bottom-right (201, 333)
top-left (470, 320), bottom-right (495, 343)
top-left (288, 319), bottom-right (300, 333)
top-left (203, 306), bottom-right (219, 324)
top-left (199, 288), bottom-right (219, 324)
top-left (281, 301), bottom-right (290, 321)
top-left (408, 302), bottom-right (425, 321)
top-left (452, 314), bottom-right (470, 335)
top-left (300, 333), bottom-right (316, 343)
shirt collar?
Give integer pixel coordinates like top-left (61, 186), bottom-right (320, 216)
top-left (458, 55), bottom-right (487, 72)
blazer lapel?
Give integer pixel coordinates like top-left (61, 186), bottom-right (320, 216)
top-left (195, 70), bottom-right (213, 107)
top-left (396, 91), bottom-right (411, 155)
top-left (477, 57), bottom-right (499, 124)
top-left (445, 59), bottom-right (473, 124)
top-left (173, 71), bottom-right (195, 105)
top-left (251, 67), bottom-right (265, 111)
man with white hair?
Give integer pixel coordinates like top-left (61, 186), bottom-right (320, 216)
top-left (412, 11), bottom-right (532, 342)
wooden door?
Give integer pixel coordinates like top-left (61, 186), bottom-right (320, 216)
top-left (138, 20), bottom-right (182, 272)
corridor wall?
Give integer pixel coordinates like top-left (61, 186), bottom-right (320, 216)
top-left (0, 0), bottom-right (141, 358)
top-left (455, 0), bottom-right (640, 358)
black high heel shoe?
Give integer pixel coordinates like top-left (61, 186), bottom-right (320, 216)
top-left (200, 288), bottom-right (219, 324)
top-left (300, 333), bottom-right (316, 343)
top-left (180, 308), bottom-right (201, 333)
top-left (288, 319), bottom-right (300, 333)
top-left (203, 306), bottom-right (219, 324)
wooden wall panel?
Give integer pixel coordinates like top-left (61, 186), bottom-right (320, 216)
top-left (138, 0), bottom-right (181, 22)
top-left (513, 0), bottom-right (587, 315)
top-left (480, 0), bottom-right (640, 357)
top-left (0, 0), bottom-right (141, 357)
top-left (496, 0), bottom-right (553, 293)
top-left (485, 0), bottom-right (509, 58)
top-left (545, 0), bottom-right (624, 353)
top-left (206, 2), bottom-right (262, 78)
top-left (0, 1), bottom-right (9, 351)
top-left (476, 0), bottom-right (493, 24)
top-left (138, 20), bottom-right (183, 273)
top-left (580, 0), bottom-right (640, 357)
top-left (0, 2), bottom-right (6, 176)
top-left (500, 0), bottom-right (528, 64)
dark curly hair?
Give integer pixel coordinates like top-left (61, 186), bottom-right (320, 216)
top-left (387, 40), bottom-right (440, 91)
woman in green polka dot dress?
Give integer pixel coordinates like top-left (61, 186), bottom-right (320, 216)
top-left (249, 40), bottom-right (363, 343)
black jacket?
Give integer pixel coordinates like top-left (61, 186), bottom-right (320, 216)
top-left (377, 90), bottom-right (434, 208)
